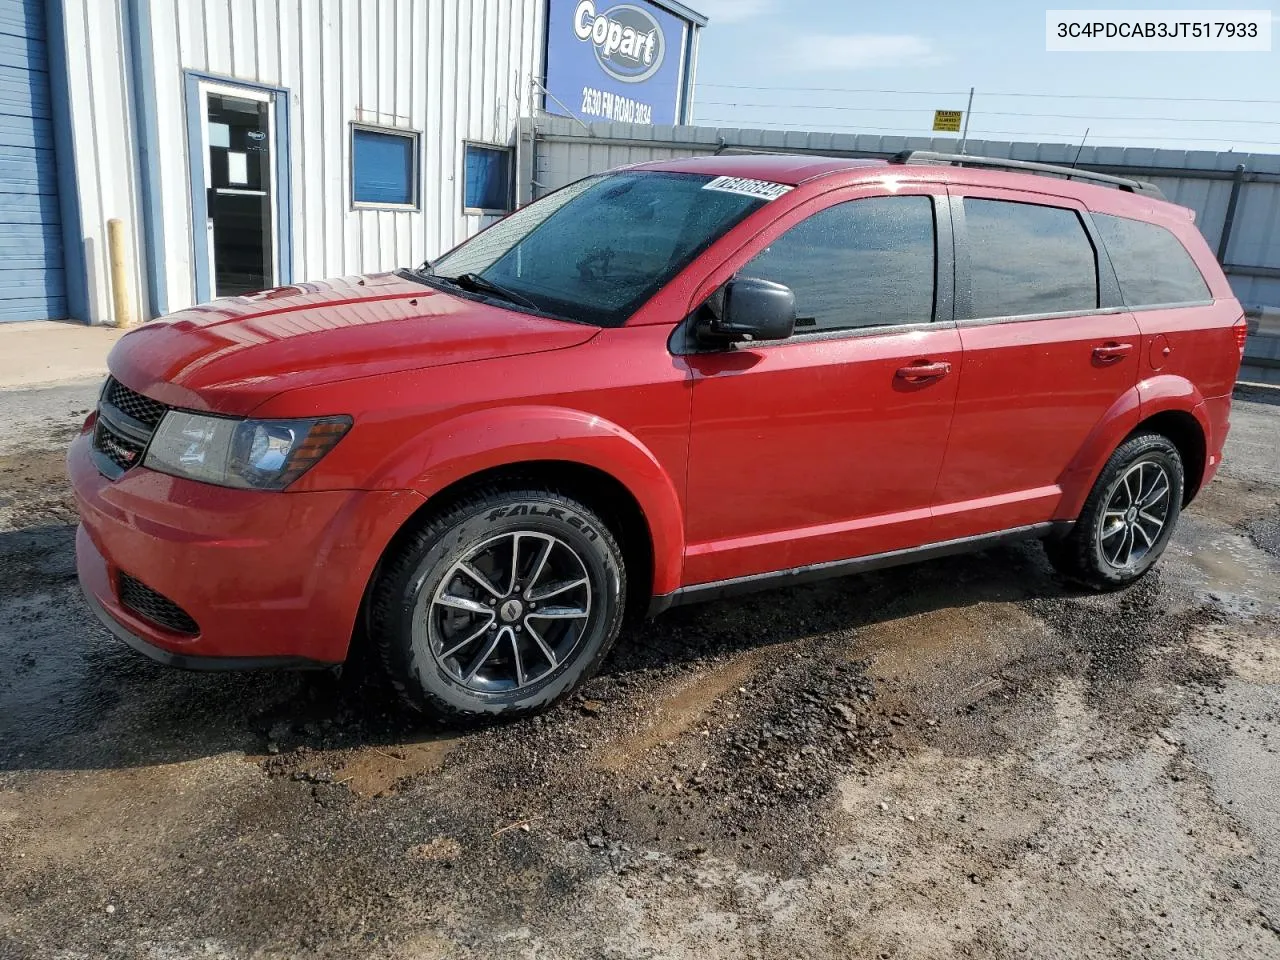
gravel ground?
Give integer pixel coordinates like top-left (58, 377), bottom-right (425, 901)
top-left (0, 379), bottom-right (1278, 959)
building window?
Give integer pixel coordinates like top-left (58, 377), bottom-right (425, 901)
top-left (464, 142), bottom-right (512, 213)
top-left (351, 124), bottom-right (419, 208)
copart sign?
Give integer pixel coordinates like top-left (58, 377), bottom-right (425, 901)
top-left (546, 0), bottom-right (690, 126)
top-left (575, 2), bottom-right (666, 82)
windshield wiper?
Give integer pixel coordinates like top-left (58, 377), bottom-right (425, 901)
top-left (443, 272), bottom-right (541, 311)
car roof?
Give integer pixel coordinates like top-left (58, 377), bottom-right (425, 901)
top-left (627, 154), bottom-right (887, 185)
top-left (627, 152), bottom-right (1193, 223)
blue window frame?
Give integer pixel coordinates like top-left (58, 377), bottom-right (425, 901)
top-left (351, 124), bottom-right (419, 208)
top-left (464, 142), bottom-right (512, 213)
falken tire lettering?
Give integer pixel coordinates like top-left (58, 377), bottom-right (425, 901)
top-left (485, 504), bottom-right (598, 541)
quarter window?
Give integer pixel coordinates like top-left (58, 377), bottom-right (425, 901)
top-left (962, 198), bottom-right (1098, 318)
top-left (1093, 213), bottom-right (1211, 306)
top-left (740, 195), bottom-right (936, 332)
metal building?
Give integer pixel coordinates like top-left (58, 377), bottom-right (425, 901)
top-left (2, 0), bottom-right (706, 324)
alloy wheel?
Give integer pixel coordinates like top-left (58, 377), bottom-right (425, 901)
top-left (423, 532), bottom-right (593, 692)
top-left (1097, 460), bottom-right (1173, 569)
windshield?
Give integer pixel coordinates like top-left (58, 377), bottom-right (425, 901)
top-left (424, 172), bottom-right (772, 326)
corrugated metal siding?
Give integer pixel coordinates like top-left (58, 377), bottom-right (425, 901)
top-left (58, 0), bottom-right (545, 318)
top-left (522, 114), bottom-right (1280, 316)
top-left (522, 117), bottom-right (720, 203)
top-left (55, 0), bottom-right (144, 325)
top-left (152, 0), bottom-right (544, 311)
top-left (0, 0), bottom-right (64, 321)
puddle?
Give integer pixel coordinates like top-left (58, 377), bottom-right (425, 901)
top-left (0, 756), bottom-right (249, 873)
top-left (856, 602), bottom-right (1049, 685)
top-left (260, 734), bottom-right (460, 799)
top-left (337, 737), bottom-right (457, 797)
top-left (593, 652), bottom-right (763, 771)
top-left (1181, 534), bottom-right (1279, 609)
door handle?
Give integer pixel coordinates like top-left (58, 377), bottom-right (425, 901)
top-left (1093, 342), bottom-right (1133, 363)
top-left (896, 360), bottom-right (952, 382)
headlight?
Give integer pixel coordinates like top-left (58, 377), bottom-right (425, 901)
top-left (143, 412), bottom-right (352, 490)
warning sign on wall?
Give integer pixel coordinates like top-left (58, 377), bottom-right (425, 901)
top-left (932, 110), bottom-right (963, 133)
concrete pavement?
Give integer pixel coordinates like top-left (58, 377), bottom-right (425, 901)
top-left (0, 320), bottom-right (126, 390)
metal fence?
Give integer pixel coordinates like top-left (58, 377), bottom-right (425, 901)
top-left (520, 113), bottom-right (1280, 383)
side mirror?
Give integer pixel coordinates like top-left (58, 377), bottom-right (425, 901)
top-left (698, 277), bottom-right (796, 346)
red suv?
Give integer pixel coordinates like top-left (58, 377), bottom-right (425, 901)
top-left (70, 151), bottom-right (1246, 721)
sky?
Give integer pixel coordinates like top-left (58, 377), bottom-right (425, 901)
top-left (687, 0), bottom-right (1280, 154)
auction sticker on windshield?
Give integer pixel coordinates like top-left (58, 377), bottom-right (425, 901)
top-left (702, 176), bottom-right (794, 202)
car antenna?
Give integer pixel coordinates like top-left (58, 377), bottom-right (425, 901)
top-left (1070, 128), bottom-right (1090, 169)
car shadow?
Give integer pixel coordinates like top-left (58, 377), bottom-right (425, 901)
top-left (0, 522), bottom-right (1076, 773)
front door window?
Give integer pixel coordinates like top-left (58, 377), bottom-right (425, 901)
top-left (740, 195), bottom-right (937, 331)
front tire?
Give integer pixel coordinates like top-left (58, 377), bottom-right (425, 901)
top-left (370, 486), bottom-right (626, 722)
top-left (1046, 432), bottom-right (1184, 590)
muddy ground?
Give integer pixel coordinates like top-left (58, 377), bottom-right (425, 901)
top-left (0, 380), bottom-right (1278, 960)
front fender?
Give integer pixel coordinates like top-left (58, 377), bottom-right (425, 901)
top-left (370, 405), bottom-right (686, 596)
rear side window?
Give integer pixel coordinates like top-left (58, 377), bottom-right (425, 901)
top-left (740, 195), bottom-right (936, 332)
top-left (1093, 213), bottom-right (1211, 306)
top-left (962, 198), bottom-right (1098, 318)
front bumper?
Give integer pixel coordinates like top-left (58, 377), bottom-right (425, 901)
top-left (78, 570), bottom-right (328, 670)
top-left (69, 431), bottom-right (424, 667)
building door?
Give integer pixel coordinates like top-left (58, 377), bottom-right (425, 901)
top-left (0, 0), bottom-right (66, 321)
top-left (187, 77), bottom-right (289, 301)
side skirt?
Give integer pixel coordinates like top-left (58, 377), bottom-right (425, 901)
top-left (648, 521), bottom-right (1073, 616)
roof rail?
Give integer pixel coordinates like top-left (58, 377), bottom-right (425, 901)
top-left (889, 150), bottom-right (1166, 200)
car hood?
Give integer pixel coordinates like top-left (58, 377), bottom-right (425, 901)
top-left (107, 273), bottom-right (598, 415)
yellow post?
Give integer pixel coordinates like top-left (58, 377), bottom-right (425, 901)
top-left (106, 218), bottom-right (133, 329)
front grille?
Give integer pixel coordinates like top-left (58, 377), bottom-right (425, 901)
top-left (92, 377), bottom-right (170, 479)
top-left (103, 377), bottom-right (168, 428)
top-left (93, 418), bottom-right (145, 472)
top-left (117, 573), bottom-right (199, 635)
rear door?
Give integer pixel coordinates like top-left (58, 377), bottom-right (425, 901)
top-left (682, 185), bottom-right (961, 586)
top-left (932, 187), bottom-right (1140, 541)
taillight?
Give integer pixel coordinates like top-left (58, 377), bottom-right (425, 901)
top-left (1233, 317), bottom-right (1249, 356)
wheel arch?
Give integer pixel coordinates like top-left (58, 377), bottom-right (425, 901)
top-left (1056, 386), bottom-right (1144, 520)
top-left (357, 405), bottom-right (685, 628)
top-left (1129, 408), bottom-right (1207, 506)
top-left (1057, 378), bottom-right (1211, 519)
top-left (1132, 374), bottom-right (1211, 505)
top-left (382, 459), bottom-right (659, 620)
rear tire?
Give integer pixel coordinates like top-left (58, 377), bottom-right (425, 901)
top-left (1046, 432), bottom-right (1184, 590)
top-left (370, 486), bottom-right (626, 722)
